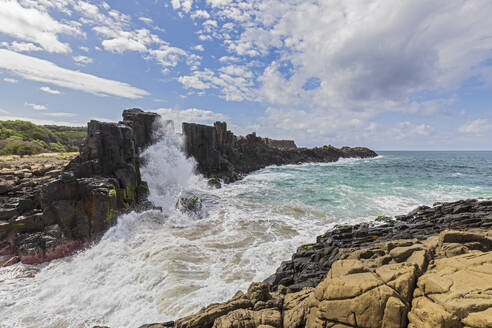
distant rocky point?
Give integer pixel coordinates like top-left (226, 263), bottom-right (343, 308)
top-left (182, 121), bottom-right (378, 183)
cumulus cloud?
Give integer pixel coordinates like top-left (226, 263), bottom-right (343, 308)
top-left (191, 10), bottom-right (210, 20)
top-left (1, 41), bottom-right (43, 52)
top-left (0, 49), bottom-right (149, 99)
top-left (40, 86), bottom-right (61, 94)
top-left (0, 0), bottom-right (82, 53)
top-left (24, 102), bottom-right (47, 111)
top-left (178, 65), bottom-right (255, 101)
top-left (175, 1), bottom-right (492, 113)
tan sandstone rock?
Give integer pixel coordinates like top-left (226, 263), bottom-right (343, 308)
top-left (146, 230), bottom-right (491, 328)
top-left (408, 231), bottom-right (492, 328)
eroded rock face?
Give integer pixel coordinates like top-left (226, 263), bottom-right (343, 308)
top-left (408, 231), bottom-right (492, 328)
top-left (1, 109), bottom-right (159, 266)
top-left (122, 108), bottom-right (160, 152)
top-left (140, 229), bottom-right (491, 328)
top-left (182, 122), bottom-right (377, 183)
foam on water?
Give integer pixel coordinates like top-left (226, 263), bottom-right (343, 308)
top-left (1, 135), bottom-right (491, 328)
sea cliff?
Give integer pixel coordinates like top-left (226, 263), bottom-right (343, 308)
top-left (182, 121), bottom-right (377, 183)
top-left (0, 108), bottom-right (158, 265)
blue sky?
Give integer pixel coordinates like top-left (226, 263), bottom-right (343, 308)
top-left (0, 0), bottom-right (491, 150)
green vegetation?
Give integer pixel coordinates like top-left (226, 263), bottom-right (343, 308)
top-left (0, 120), bottom-right (86, 155)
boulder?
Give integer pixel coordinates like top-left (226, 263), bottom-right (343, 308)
top-left (207, 177), bottom-right (221, 189)
top-left (176, 195), bottom-right (203, 217)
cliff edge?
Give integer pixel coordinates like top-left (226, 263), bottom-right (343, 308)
top-left (182, 121), bottom-right (377, 183)
top-left (0, 108), bottom-right (159, 265)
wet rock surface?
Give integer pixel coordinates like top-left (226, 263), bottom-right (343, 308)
top-left (1, 109), bottom-right (159, 266)
top-left (267, 198), bottom-right (492, 292)
top-left (182, 122), bottom-right (377, 183)
top-left (138, 199), bottom-right (492, 328)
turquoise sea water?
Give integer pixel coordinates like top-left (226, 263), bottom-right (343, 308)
top-left (238, 151), bottom-right (492, 220)
top-left (1, 148), bottom-right (491, 328)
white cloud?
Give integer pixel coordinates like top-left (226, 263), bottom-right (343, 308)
top-left (147, 45), bottom-right (188, 73)
top-left (458, 119), bottom-right (492, 136)
top-left (0, 49), bottom-right (149, 99)
top-left (171, 0), bottom-right (194, 13)
top-left (138, 17), bottom-right (153, 24)
top-left (1, 41), bottom-right (43, 52)
top-left (193, 45), bottom-right (204, 51)
top-left (219, 56), bottom-right (239, 63)
top-left (153, 107), bottom-right (227, 128)
top-left (3, 77), bottom-right (18, 83)
top-left (40, 86), bottom-right (61, 94)
top-left (0, 0), bottom-right (82, 53)
top-left (24, 102), bottom-right (47, 111)
top-left (173, 0), bottom-right (492, 126)
top-left (191, 10), bottom-right (210, 20)
top-left (80, 46), bottom-right (90, 52)
top-left (390, 121), bottom-right (434, 140)
top-left (73, 55), bottom-right (93, 65)
top-left (44, 112), bottom-right (78, 117)
top-left (0, 108), bottom-right (9, 114)
top-left (92, 21), bottom-right (188, 71)
top-left (178, 66), bottom-right (255, 101)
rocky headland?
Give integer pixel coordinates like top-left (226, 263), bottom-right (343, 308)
top-left (182, 121), bottom-right (377, 183)
top-left (1, 108), bottom-right (159, 266)
top-left (138, 198), bottom-right (492, 328)
top-left (3, 108), bottom-right (489, 327)
top-left (0, 109), bottom-right (376, 267)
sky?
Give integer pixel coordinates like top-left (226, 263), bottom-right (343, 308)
top-left (0, 0), bottom-right (491, 150)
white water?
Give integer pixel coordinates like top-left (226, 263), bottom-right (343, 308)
top-left (1, 127), bottom-right (490, 327)
top-left (0, 120), bottom-right (335, 328)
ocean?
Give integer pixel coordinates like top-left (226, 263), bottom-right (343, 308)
top-left (1, 125), bottom-right (491, 328)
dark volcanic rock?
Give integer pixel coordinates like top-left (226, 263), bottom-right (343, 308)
top-left (266, 198), bottom-right (492, 292)
top-left (182, 121), bottom-right (377, 182)
top-left (1, 108), bottom-right (159, 265)
top-left (122, 108), bottom-right (160, 152)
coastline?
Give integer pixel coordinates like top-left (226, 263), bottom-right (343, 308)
top-left (136, 197), bottom-right (492, 328)
top-left (1, 110), bottom-right (490, 327)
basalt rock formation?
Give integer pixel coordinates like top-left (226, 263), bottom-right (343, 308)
top-left (182, 122), bottom-right (377, 183)
top-left (139, 198), bottom-right (492, 328)
top-left (1, 108), bottom-right (159, 266)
